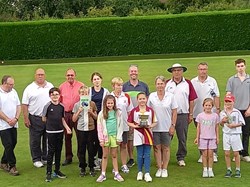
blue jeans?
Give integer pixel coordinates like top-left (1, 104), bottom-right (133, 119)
top-left (136, 145), bottom-right (151, 173)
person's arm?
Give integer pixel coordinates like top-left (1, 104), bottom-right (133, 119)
top-left (8, 105), bottom-right (21, 126)
top-left (188, 100), bottom-right (194, 124)
top-left (72, 106), bottom-right (83, 122)
top-left (0, 110), bottom-right (11, 123)
top-left (194, 122), bottom-right (200, 145)
top-left (214, 96), bottom-right (220, 114)
top-left (216, 122), bottom-right (219, 145)
top-left (62, 118), bottom-right (72, 134)
top-left (169, 108), bottom-right (177, 136)
top-left (22, 104), bottom-right (30, 128)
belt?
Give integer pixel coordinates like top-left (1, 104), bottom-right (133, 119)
top-left (65, 111), bottom-right (73, 114)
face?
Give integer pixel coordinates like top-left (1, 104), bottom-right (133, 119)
top-left (4, 78), bottom-right (14, 92)
top-left (203, 101), bottom-right (213, 113)
top-left (137, 94), bottom-right (147, 106)
top-left (92, 75), bottom-right (102, 87)
top-left (224, 100), bottom-right (234, 109)
top-left (106, 98), bottom-right (115, 110)
top-left (172, 68), bottom-right (183, 79)
top-left (35, 69), bottom-right (46, 85)
top-left (50, 91), bottom-right (60, 102)
top-left (198, 64), bottom-right (208, 77)
top-left (113, 83), bottom-right (123, 94)
top-left (235, 62), bottom-right (246, 74)
top-left (155, 78), bottom-right (166, 92)
top-left (66, 69), bottom-right (76, 84)
top-left (129, 66), bottom-right (138, 80)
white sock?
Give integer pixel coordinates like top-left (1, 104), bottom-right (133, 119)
top-left (203, 167), bottom-right (208, 171)
top-left (101, 171), bottom-right (106, 176)
top-left (208, 167), bottom-right (212, 171)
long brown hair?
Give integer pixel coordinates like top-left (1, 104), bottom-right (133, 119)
top-left (102, 95), bottom-right (117, 119)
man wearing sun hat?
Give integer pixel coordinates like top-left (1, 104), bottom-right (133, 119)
top-left (165, 63), bottom-right (197, 167)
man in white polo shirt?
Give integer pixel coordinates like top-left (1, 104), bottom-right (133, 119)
top-left (165, 63), bottom-right (197, 166)
top-left (0, 75), bottom-right (21, 176)
top-left (22, 68), bottom-right (53, 168)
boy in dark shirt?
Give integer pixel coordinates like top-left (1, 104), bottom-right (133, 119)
top-left (42, 87), bottom-right (72, 182)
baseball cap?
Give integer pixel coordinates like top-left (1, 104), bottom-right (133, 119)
top-left (224, 94), bottom-right (235, 102)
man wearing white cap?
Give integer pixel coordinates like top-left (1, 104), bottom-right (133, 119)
top-left (165, 63), bottom-right (197, 166)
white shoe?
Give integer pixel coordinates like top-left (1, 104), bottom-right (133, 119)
top-left (137, 172), bottom-right (143, 181)
top-left (33, 161), bottom-right (44, 168)
top-left (155, 168), bottom-right (162, 177)
top-left (213, 153), bottom-right (218, 163)
top-left (197, 156), bottom-right (202, 163)
top-left (208, 170), bottom-right (214, 178)
top-left (161, 169), bottom-right (168, 178)
top-left (241, 155), bottom-right (250, 162)
top-left (178, 160), bottom-right (186, 167)
top-left (202, 170), bottom-right (208, 178)
top-left (144, 173), bottom-right (152, 182)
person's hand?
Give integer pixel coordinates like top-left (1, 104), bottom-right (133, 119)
top-left (221, 117), bottom-right (228, 124)
top-left (24, 118), bottom-right (31, 128)
top-left (245, 108), bottom-right (250, 117)
top-left (216, 137), bottom-right (219, 145)
top-left (100, 142), bottom-right (104, 147)
top-left (66, 128), bottom-right (72, 134)
top-left (8, 118), bottom-right (17, 126)
top-left (188, 114), bottom-right (193, 124)
top-left (194, 138), bottom-right (198, 145)
top-left (78, 106), bottom-right (84, 113)
top-left (169, 125), bottom-right (175, 136)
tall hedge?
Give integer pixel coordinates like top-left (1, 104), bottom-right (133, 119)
top-left (1, 10), bottom-right (250, 60)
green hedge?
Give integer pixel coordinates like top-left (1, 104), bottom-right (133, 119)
top-left (1, 10), bottom-right (250, 60)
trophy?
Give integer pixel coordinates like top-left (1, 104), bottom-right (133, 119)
top-left (139, 114), bottom-right (149, 128)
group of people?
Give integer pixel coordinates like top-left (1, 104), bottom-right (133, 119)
top-left (0, 58), bottom-right (249, 182)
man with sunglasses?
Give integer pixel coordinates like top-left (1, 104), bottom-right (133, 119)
top-left (59, 68), bottom-right (84, 166)
top-left (226, 58), bottom-right (250, 162)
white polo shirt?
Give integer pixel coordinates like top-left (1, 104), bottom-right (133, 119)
top-left (0, 88), bottom-right (20, 130)
top-left (191, 76), bottom-right (220, 118)
top-left (22, 81), bottom-right (54, 116)
top-left (165, 77), bottom-right (197, 114)
top-left (147, 91), bottom-right (178, 132)
top-left (111, 91), bottom-right (133, 131)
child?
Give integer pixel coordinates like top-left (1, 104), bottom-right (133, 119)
top-left (127, 92), bottom-right (157, 182)
top-left (194, 98), bottom-right (219, 178)
top-left (42, 87), bottom-right (72, 182)
top-left (220, 94), bottom-right (245, 178)
top-left (72, 85), bottom-right (97, 177)
top-left (96, 95), bottom-right (124, 182)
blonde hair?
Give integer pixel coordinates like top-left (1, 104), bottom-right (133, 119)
top-left (111, 77), bottom-right (123, 86)
top-left (203, 98), bottom-right (214, 107)
top-left (79, 85), bottom-right (89, 94)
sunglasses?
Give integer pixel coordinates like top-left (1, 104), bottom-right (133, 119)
top-left (67, 74), bottom-right (74, 77)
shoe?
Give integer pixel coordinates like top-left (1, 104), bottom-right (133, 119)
top-left (213, 153), bottom-right (218, 163)
top-left (137, 172), bottom-right (143, 181)
top-left (178, 160), bottom-right (186, 167)
top-left (54, 170), bottom-right (66, 179)
top-left (208, 170), bottom-right (214, 178)
top-left (235, 170), bottom-right (241, 178)
top-left (202, 170), bottom-right (208, 178)
top-left (232, 157), bottom-right (235, 162)
top-left (241, 155), bottom-right (250, 162)
top-left (89, 168), bottom-right (96, 177)
top-left (126, 159), bottom-right (135, 168)
top-left (62, 159), bottom-right (72, 166)
top-left (121, 165), bottom-right (129, 173)
top-left (0, 163), bottom-right (9, 172)
top-left (9, 166), bottom-right (19, 176)
top-left (144, 173), bottom-right (152, 182)
top-left (45, 173), bottom-right (52, 182)
top-left (197, 156), bottom-right (202, 163)
top-left (96, 174), bottom-right (106, 182)
top-left (114, 173), bottom-right (124, 182)
top-left (80, 168), bottom-right (86, 177)
top-left (224, 169), bottom-right (232, 178)
top-left (33, 161), bottom-right (44, 168)
top-left (155, 168), bottom-right (162, 177)
top-left (161, 169), bottom-right (168, 178)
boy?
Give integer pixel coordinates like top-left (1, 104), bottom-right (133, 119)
top-left (42, 87), bottom-right (72, 182)
top-left (72, 85), bottom-right (97, 177)
top-left (220, 94), bottom-right (245, 178)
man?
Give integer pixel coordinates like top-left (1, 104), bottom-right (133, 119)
top-left (191, 62), bottom-right (220, 163)
top-left (122, 65), bottom-right (150, 167)
top-left (59, 68), bottom-right (84, 166)
top-left (165, 63), bottom-right (197, 166)
top-left (0, 75), bottom-right (21, 176)
top-left (226, 58), bottom-right (250, 162)
top-left (22, 68), bottom-right (53, 168)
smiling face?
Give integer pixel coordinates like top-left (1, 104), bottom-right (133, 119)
top-left (35, 68), bottom-right (46, 85)
top-left (92, 75), bottom-right (102, 87)
top-left (50, 91), bottom-right (60, 103)
top-left (172, 67), bottom-right (183, 80)
top-left (198, 64), bottom-right (208, 78)
top-left (129, 66), bottom-right (138, 80)
top-left (137, 93), bottom-right (147, 107)
top-left (4, 77), bottom-right (14, 92)
top-left (203, 101), bottom-right (213, 113)
top-left (106, 98), bottom-right (115, 111)
top-left (65, 69), bottom-right (76, 84)
top-left (155, 78), bottom-right (166, 92)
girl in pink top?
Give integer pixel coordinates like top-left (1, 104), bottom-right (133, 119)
top-left (194, 98), bottom-right (219, 178)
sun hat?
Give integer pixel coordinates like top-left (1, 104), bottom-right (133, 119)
top-left (167, 63), bottom-right (187, 73)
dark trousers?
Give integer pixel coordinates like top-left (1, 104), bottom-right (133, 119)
top-left (47, 132), bottom-right (63, 174)
top-left (29, 114), bottom-right (47, 162)
top-left (77, 130), bottom-right (95, 169)
top-left (93, 120), bottom-right (102, 159)
top-left (0, 128), bottom-right (17, 168)
top-left (64, 112), bottom-right (77, 160)
top-left (240, 110), bottom-right (250, 156)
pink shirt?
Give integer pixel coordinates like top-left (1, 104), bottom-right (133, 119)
top-left (59, 80), bottom-right (84, 112)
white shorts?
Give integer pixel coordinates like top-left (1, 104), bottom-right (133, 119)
top-left (223, 133), bottom-right (243, 151)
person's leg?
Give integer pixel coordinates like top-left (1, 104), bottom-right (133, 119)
top-left (127, 128), bottom-right (134, 167)
top-left (144, 145), bottom-right (151, 173)
top-left (63, 112), bottom-right (74, 162)
top-left (111, 147), bottom-right (118, 172)
top-left (87, 130), bottom-right (95, 170)
top-left (208, 149), bottom-right (214, 169)
top-left (120, 132), bottom-right (129, 172)
top-left (101, 147), bottom-right (109, 173)
top-left (41, 128), bottom-right (47, 162)
top-left (46, 133), bottom-right (55, 174)
top-left (202, 150), bottom-right (208, 168)
top-left (136, 145), bottom-right (143, 172)
top-left (241, 113), bottom-right (250, 157)
top-left (162, 145), bottom-right (170, 169)
top-left (54, 132), bottom-right (63, 172)
top-left (224, 150), bottom-right (231, 169)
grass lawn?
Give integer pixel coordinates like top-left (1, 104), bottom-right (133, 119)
top-left (0, 54), bottom-right (250, 186)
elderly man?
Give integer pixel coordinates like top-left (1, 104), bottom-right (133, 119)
top-left (59, 68), bottom-right (84, 166)
top-left (0, 75), bottom-right (21, 176)
top-left (191, 62), bottom-right (220, 163)
top-left (226, 58), bottom-right (250, 162)
top-left (22, 68), bottom-right (53, 168)
top-left (122, 65), bottom-right (150, 167)
top-left (165, 63), bottom-right (197, 166)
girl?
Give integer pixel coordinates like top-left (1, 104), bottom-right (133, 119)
top-left (194, 98), bottom-right (219, 178)
top-left (128, 92), bottom-right (157, 182)
top-left (96, 95), bottom-right (124, 182)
